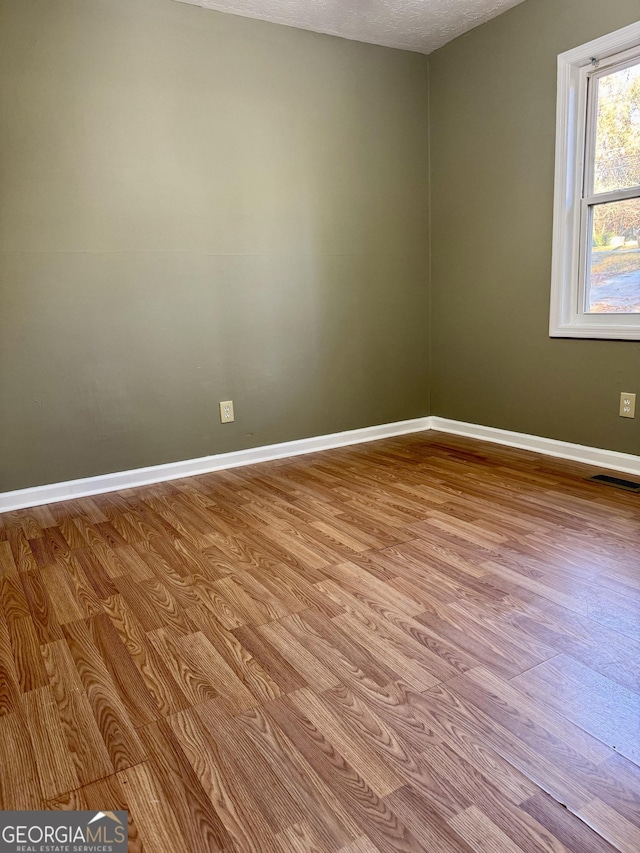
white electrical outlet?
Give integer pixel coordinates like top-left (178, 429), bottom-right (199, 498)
top-left (219, 400), bottom-right (234, 423)
top-left (620, 392), bottom-right (636, 419)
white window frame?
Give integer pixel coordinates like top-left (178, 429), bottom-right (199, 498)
top-left (550, 21), bottom-right (640, 339)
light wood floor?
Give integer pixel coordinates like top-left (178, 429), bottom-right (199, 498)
top-left (1, 433), bottom-right (639, 852)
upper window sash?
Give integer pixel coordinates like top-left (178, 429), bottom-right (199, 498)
top-left (583, 48), bottom-right (640, 200)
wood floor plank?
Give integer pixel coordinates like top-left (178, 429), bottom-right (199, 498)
top-left (41, 560), bottom-right (84, 625)
top-left (583, 753), bottom-right (640, 832)
top-left (113, 574), bottom-right (172, 631)
top-left (112, 544), bottom-right (155, 582)
top-left (117, 761), bottom-right (191, 853)
top-left (21, 686), bottom-right (80, 800)
top-left (321, 685), bottom-right (470, 820)
top-left (448, 805), bottom-right (527, 853)
top-left (0, 711), bottom-right (42, 808)
top-left (320, 560), bottom-right (424, 618)
top-left (256, 619), bottom-right (340, 692)
top-left (179, 630), bottom-right (258, 713)
top-left (41, 640), bottom-right (115, 787)
top-left (265, 696), bottom-right (426, 853)
top-left (297, 608), bottom-right (401, 687)
top-left (460, 665), bottom-right (613, 766)
top-left (169, 705), bottom-right (280, 852)
top-left (62, 553), bottom-right (104, 618)
top-left (246, 559), bottom-right (344, 619)
top-left (278, 821), bottom-right (329, 853)
top-left (195, 697), bottom-right (306, 833)
top-left (512, 655), bottom-right (640, 767)
top-left (8, 614), bottom-right (48, 692)
top-left (138, 717), bottom-right (234, 852)
top-left (408, 682), bottom-right (596, 811)
top-left (521, 792), bottom-right (620, 853)
top-left (488, 595), bottom-right (640, 696)
top-left (192, 571), bottom-right (246, 629)
top-left (0, 612), bottom-right (21, 715)
top-left (414, 602), bottom-right (552, 680)
top-left (0, 571), bottom-right (31, 623)
top-left (187, 604), bottom-right (282, 703)
top-left (6, 527), bottom-right (38, 572)
top-left (150, 627), bottom-right (257, 714)
top-left (20, 567), bottom-right (64, 644)
top-left (28, 536), bottom-right (54, 569)
top-left (576, 799), bottom-right (640, 853)
top-left (48, 775), bottom-right (144, 853)
top-left (214, 574), bottom-right (286, 626)
top-left (422, 740), bottom-right (585, 853)
top-left (370, 682), bottom-right (539, 808)
top-left (147, 627), bottom-right (219, 706)
top-left (289, 687), bottom-right (405, 798)
top-left (62, 619), bottom-right (147, 772)
top-left (321, 580), bottom-right (459, 687)
top-left (482, 560), bottom-right (640, 644)
top-left (132, 543), bottom-right (200, 608)
top-left (237, 704), bottom-right (362, 850)
top-left (384, 786), bottom-right (474, 853)
top-left (338, 836), bottom-right (381, 852)
top-left (87, 612), bottom-right (160, 727)
top-left (102, 592), bottom-right (192, 717)
top-left (335, 611), bottom-right (441, 690)
top-left (232, 624), bottom-right (308, 694)
top-left (73, 547), bottom-right (119, 599)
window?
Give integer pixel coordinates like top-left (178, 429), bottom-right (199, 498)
top-left (550, 22), bottom-right (640, 339)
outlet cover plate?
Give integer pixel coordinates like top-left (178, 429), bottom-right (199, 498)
top-left (219, 400), bottom-right (235, 423)
top-left (620, 392), bottom-right (636, 418)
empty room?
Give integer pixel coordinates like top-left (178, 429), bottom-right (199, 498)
top-left (1, 0), bottom-right (639, 850)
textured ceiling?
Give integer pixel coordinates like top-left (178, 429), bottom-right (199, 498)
top-left (174, 0), bottom-right (526, 54)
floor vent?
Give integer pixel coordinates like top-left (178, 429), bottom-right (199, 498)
top-left (590, 474), bottom-right (640, 491)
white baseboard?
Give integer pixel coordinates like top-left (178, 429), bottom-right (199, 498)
top-left (2, 415), bottom-right (638, 513)
top-left (431, 417), bottom-right (640, 478)
top-left (0, 417), bottom-right (432, 512)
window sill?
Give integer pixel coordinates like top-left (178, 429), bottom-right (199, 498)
top-left (549, 319), bottom-right (640, 340)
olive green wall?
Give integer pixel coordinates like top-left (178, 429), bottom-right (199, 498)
top-left (0, 0), bottom-right (430, 491)
top-left (6, 0), bottom-right (639, 495)
top-left (429, 0), bottom-right (640, 455)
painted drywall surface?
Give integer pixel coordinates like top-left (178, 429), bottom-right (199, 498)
top-left (429, 0), bottom-right (640, 455)
top-left (0, 0), bottom-right (430, 491)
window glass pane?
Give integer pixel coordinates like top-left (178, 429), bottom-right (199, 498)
top-left (593, 60), bottom-right (640, 194)
top-left (587, 198), bottom-right (640, 313)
